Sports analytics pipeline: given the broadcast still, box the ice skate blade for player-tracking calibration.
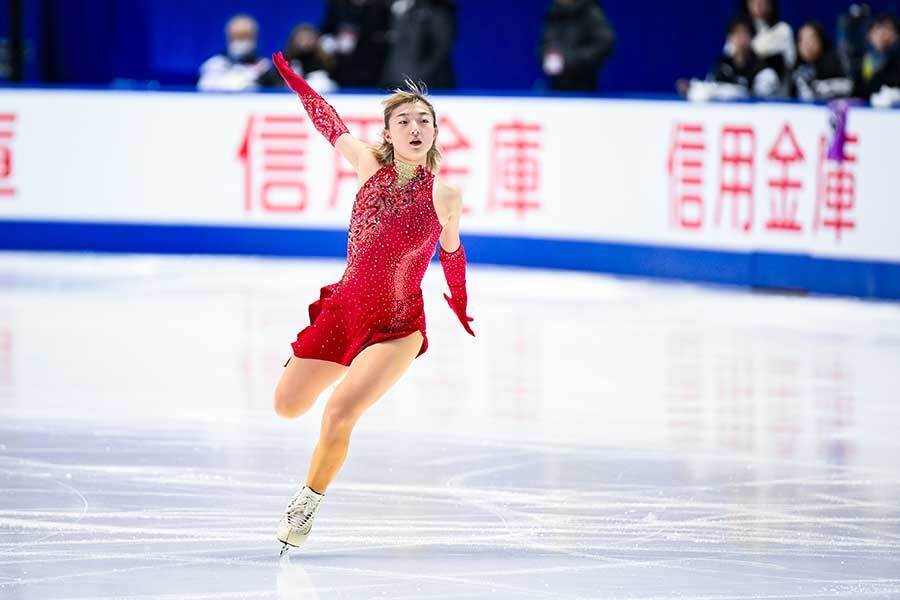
[277,526,309,548]
[277,533,305,556]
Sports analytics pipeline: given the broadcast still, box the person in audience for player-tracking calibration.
[197,14,272,92]
[381,0,457,90]
[260,23,338,92]
[700,15,780,99]
[320,0,391,87]
[855,13,900,98]
[788,21,853,101]
[836,3,872,81]
[737,0,795,80]
[538,0,616,92]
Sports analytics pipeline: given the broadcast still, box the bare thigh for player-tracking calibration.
[274,356,349,419]
[321,331,424,432]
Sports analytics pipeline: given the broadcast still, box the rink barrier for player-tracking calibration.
[1,88,898,300]
[1,219,897,300]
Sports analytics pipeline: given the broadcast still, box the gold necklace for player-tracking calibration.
[393,158,422,188]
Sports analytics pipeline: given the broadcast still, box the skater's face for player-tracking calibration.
[383,101,436,164]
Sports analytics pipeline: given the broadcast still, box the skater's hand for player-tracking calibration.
[272,51,315,97]
[438,242,473,337]
[271,50,348,146]
[443,287,475,337]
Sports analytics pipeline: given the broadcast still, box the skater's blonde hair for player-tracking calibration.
[373,79,442,173]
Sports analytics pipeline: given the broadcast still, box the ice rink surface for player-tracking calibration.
[1,250,899,599]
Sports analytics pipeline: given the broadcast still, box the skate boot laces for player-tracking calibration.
[285,491,321,530]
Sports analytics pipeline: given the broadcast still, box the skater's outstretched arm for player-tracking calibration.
[271,51,376,174]
[436,180,475,337]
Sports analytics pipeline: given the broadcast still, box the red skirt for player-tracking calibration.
[284,282,429,367]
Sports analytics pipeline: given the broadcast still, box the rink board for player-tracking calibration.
[0,88,897,298]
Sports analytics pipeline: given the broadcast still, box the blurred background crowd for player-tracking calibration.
[678,1,900,105]
[197,0,616,94]
[2,0,899,105]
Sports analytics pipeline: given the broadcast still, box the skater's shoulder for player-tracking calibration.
[433,177,461,205]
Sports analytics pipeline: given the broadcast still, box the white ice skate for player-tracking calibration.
[277,485,325,556]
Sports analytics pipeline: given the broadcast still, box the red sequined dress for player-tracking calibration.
[286,162,442,367]
[271,50,474,368]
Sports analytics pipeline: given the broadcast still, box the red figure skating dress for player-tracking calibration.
[271,52,475,368]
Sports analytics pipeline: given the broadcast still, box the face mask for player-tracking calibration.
[228,39,256,60]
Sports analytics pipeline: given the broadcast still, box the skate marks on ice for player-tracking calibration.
[1,253,900,597]
[1,422,900,598]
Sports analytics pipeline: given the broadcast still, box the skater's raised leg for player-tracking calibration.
[274,356,348,419]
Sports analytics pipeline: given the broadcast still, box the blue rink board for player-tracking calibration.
[1,219,898,300]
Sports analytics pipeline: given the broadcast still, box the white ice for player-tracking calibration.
[1,250,899,599]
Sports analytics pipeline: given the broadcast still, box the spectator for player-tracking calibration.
[198,14,271,92]
[855,13,900,99]
[736,0,795,80]
[686,15,779,101]
[381,0,457,90]
[260,23,338,92]
[836,3,871,80]
[538,0,615,92]
[320,0,391,87]
[789,21,853,101]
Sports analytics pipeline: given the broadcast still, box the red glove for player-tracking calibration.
[271,51,348,146]
[439,242,475,337]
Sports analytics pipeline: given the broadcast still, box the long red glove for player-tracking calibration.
[439,242,475,337]
[271,51,348,146]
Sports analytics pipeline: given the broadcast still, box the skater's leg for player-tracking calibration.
[306,331,423,493]
[274,357,349,419]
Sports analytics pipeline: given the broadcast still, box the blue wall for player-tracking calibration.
[13,0,900,91]
[1,219,898,300]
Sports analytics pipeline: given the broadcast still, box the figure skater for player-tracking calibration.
[268,51,475,555]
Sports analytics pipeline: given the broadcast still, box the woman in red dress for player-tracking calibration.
[268,52,475,554]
